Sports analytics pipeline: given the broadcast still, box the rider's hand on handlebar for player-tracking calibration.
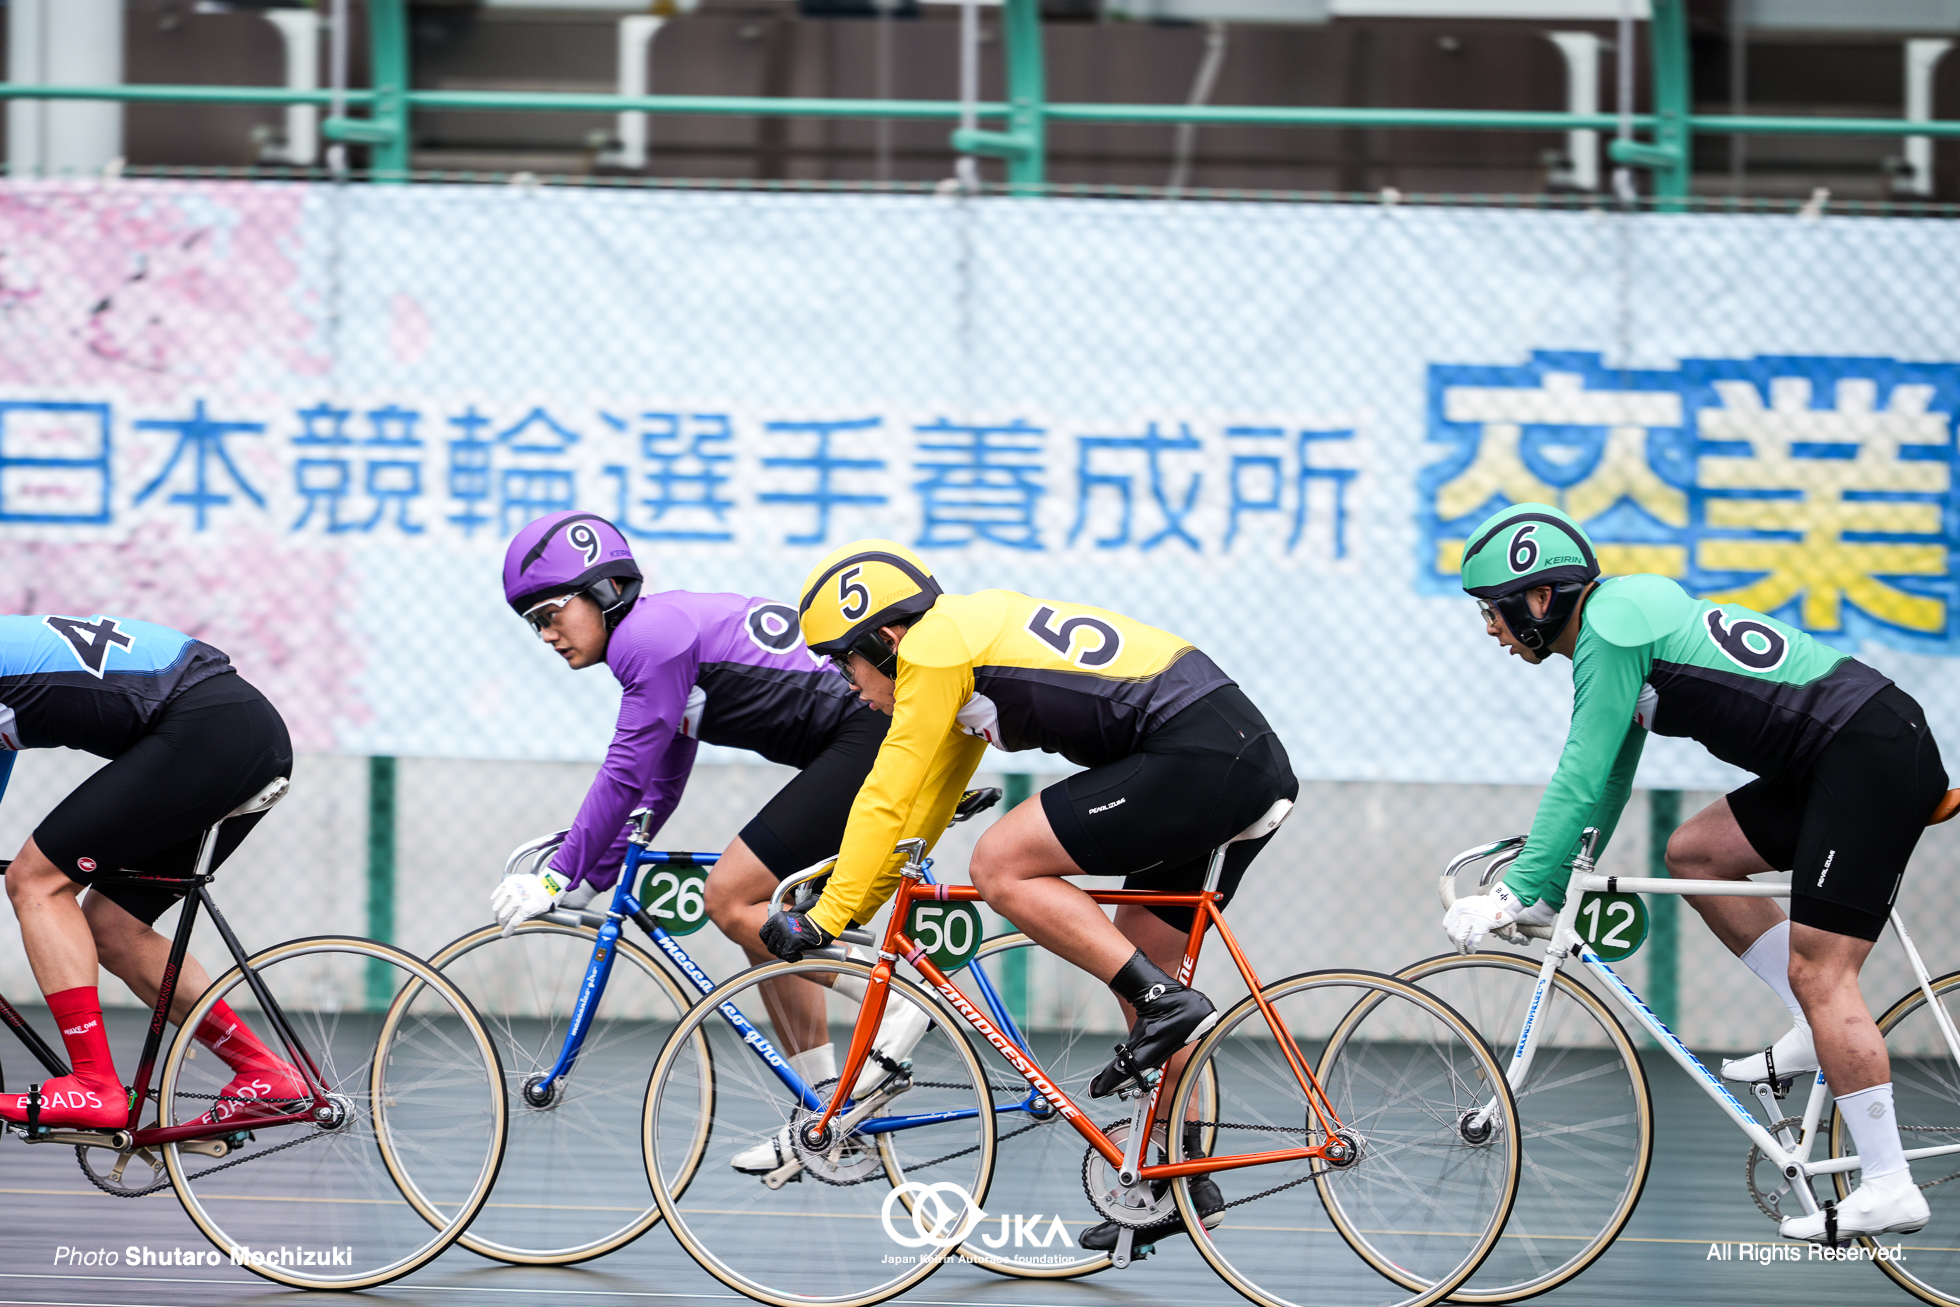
[760,910,833,962]
[493,867,570,937]
[1442,882,1554,954]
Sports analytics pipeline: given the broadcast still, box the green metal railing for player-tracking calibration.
[5,0,1957,204]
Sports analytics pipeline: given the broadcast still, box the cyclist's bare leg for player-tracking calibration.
[6,839,100,994]
[1790,925,1886,1094]
[84,891,214,1026]
[1666,797,1783,955]
[968,797,1136,981]
[705,836,826,1057]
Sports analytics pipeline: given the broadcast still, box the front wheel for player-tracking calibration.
[1166,968,1521,1307]
[1394,952,1652,1302]
[1832,969,1960,1307]
[645,958,996,1307]
[158,936,506,1291]
[425,919,710,1265]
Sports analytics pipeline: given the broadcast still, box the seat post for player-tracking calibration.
[1200,845,1229,894]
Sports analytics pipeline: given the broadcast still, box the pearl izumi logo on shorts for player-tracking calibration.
[1087,798,1126,815]
[1817,849,1835,888]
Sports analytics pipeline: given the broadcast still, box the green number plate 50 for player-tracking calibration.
[1575,891,1647,962]
[905,899,983,974]
[639,863,710,937]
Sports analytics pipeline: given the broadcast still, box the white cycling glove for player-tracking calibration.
[492,867,570,937]
[1443,882,1556,954]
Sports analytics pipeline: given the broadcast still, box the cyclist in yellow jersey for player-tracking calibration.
[759,541,1298,1250]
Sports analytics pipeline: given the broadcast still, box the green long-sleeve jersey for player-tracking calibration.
[1503,573,1891,908]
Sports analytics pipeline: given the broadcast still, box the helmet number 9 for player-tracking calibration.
[1507,524,1540,574]
[567,522,603,567]
[837,565,871,621]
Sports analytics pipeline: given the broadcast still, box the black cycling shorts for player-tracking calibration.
[1729,684,1946,942]
[35,673,293,926]
[1041,684,1298,931]
[739,707,890,879]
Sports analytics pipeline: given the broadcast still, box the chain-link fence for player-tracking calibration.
[0,175,1957,1054]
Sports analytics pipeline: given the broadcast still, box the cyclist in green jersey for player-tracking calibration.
[1442,502,1947,1244]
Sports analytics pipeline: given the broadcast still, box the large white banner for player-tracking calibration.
[1,179,1955,789]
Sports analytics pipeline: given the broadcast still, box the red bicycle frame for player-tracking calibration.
[808,877,1348,1182]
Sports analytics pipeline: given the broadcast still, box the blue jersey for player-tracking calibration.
[0,615,236,760]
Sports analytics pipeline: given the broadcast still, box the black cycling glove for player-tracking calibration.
[760,910,833,962]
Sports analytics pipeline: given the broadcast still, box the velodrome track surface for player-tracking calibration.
[0,1013,1929,1307]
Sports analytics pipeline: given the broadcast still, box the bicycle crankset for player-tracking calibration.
[1745,1116,1809,1222]
[788,1080,884,1186]
[1081,1118,1178,1229]
[77,1140,169,1197]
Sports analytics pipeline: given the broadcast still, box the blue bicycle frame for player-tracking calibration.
[530,834,1051,1138]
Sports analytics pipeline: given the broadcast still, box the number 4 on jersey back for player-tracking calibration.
[44,615,132,678]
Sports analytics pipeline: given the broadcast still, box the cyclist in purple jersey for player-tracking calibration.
[491,514,927,1172]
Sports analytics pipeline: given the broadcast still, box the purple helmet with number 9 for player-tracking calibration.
[503,512,644,629]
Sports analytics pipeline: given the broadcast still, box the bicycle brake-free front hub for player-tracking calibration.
[1457,1107,1497,1146]
[521,1073,560,1109]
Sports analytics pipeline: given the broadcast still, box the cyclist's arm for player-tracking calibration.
[594,731,700,884]
[808,658,978,938]
[1503,635,1649,909]
[554,624,700,889]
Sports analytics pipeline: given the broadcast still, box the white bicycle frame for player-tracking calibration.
[1446,828,1960,1219]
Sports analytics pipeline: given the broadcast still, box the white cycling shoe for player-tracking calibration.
[849,1000,932,1099]
[1780,1170,1928,1243]
[731,1125,795,1175]
[1722,1023,1819,1084]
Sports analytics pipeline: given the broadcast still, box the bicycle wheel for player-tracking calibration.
[931,932,1215,1278]
[1163,969,1519,1307]
[157,936,506,1291]
[426,919,710,1264]
[1395,953,1652,1302]
[1830,968,1960,1307]
[645,958,995,1307]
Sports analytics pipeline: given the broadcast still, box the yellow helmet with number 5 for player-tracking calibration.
[797,540,943,677]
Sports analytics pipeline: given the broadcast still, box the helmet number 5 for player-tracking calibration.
[1508,524,1539,573]
[838,565,870,621]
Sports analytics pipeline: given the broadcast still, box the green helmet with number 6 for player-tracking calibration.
[1460,502,1600,656]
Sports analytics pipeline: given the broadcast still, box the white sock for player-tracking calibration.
[787,1043,837,1088]
[1739,921,1807,1025]
[1837,1083,1909,1180]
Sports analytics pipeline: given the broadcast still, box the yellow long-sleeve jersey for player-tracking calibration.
[806,589,1231,936]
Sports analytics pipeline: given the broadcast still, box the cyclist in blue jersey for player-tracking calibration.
[490,513,930,1173]
[1442,503,1947,1243]
[0,614,298,1130]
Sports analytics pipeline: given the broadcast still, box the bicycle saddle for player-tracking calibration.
[226,775,290,820]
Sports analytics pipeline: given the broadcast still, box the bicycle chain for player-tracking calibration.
[76,1121,328,1198]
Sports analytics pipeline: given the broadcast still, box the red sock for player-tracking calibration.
[194,1000,282,1073]
[46,987,117,1085]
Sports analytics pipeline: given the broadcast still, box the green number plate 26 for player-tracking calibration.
[639,863,710,938]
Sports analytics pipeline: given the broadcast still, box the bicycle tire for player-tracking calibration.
[1167,968,1521,1307]
[1394,953,1653,1303]
[1830,968,1960,1307]
[158,935,506,1291]
[419,919,713,1265]
[644,957,996,1307]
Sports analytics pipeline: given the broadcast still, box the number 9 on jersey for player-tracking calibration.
[905,900,982,974]
[639,864,710,937]
[1575,891,1647,962]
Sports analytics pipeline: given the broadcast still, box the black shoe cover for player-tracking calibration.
[1091,986,1219,1098]
[1081,1173,1225,1251]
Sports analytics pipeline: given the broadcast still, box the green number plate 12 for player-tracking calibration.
[905,899,983,974]
[639,863,710,937]
[1575,891,1647,962]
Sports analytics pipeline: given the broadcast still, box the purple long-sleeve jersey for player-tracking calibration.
[552,591,864,890]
